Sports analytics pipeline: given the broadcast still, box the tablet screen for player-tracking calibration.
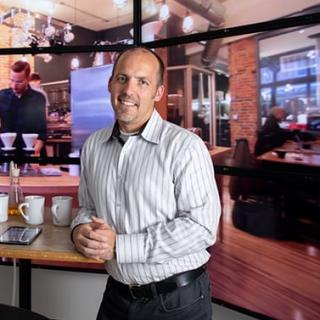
[0,226,42,245]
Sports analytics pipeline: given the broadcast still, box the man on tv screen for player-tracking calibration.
[0,60,47,158]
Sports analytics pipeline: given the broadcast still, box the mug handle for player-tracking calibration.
[51,203,60,222]
[18,203,29,221]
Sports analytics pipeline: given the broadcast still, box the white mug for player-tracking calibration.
[51,196,73,226]
[18,196,45,225]
[0,193,9,223]
[68,152,80,176]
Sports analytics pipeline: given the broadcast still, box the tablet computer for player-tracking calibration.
[0,226,42,245]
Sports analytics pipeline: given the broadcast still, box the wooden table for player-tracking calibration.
[257,150,320,167]
[0,212,100,310]
[209,146,232,158]
[257,140,320,166]
[257,140,320,167]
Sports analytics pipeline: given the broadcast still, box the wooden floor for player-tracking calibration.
[207,184,320,320]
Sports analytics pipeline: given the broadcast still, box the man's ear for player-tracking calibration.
[107,78,112,92]
[154,85,165,102]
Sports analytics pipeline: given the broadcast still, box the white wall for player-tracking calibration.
[0,265,256,320]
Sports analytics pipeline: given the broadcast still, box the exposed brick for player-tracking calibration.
[229,37,259,152]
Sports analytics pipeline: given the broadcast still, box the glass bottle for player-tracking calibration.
[8,164,24,216]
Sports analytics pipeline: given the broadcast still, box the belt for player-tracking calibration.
[110,266,205,300]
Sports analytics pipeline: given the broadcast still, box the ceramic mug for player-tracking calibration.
[51,196,73,226]
[18,195,45,225]
[0,193,9,223]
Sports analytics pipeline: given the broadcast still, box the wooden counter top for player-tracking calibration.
[0,213,99,264]
[0,166,79,195]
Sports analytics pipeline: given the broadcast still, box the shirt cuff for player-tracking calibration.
[116,233,146,263]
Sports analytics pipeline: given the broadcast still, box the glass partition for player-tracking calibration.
[259,24,320,129]
[0,0,134,48]
[141,0,320,42]
[167,65,215,146]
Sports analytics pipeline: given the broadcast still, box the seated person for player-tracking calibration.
[254,106,294,156]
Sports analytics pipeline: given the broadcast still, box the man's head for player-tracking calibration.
[10,61,31,96]
[108,47,165,132]
[270,106,287,122]
[29,72,41,89]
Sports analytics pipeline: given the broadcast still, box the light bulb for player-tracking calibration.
[44,24,55,37]
[64,31,74,43]
[182,15,194,34]
[159,4,170,22]
[20,55,28,62]
[71,57,80,69]
[65,23,72,32]
[113,0,128,9]
[44,54,52,63]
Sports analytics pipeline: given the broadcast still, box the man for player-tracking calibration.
[71,47,221,320]
[0,61,47,157]
[254,106,293,156]
[29,72,50,119]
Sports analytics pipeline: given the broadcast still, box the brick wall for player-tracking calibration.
[229,37,258,152]
[0,6,34,89]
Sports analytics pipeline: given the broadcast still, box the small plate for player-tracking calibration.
[1,147,16,151]
[40,167,62,176]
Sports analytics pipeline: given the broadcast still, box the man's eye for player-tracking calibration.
[139,79,149,86]
[117,76,126,83]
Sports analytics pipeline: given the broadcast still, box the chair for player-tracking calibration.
[229,138,260,201]
[0,303,51,320]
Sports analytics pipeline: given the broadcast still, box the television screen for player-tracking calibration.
[70,64,115,152]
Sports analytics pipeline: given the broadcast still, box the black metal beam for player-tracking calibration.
[0,11,319,55]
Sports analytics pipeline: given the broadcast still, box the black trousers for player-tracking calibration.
[96,270,212,320]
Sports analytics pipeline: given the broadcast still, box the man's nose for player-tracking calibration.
[122,79,136,94]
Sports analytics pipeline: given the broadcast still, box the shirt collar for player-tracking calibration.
[140,109,163,144]
[9,86,33,99]
[99,109,164,145]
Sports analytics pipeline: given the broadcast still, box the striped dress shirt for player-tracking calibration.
[71,109,221,285]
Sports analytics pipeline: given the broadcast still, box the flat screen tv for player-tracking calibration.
[70,64,115,152]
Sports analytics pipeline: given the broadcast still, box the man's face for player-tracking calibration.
[10,70,29,95]
[108,49,164,132]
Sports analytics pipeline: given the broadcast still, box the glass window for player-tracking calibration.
[260,87,272,116]
[260,67,274,84]
[141,0,320,42]
[259,24,319,122]
[0,0,134,48]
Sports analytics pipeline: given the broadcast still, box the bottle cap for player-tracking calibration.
[11,168,20,177]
